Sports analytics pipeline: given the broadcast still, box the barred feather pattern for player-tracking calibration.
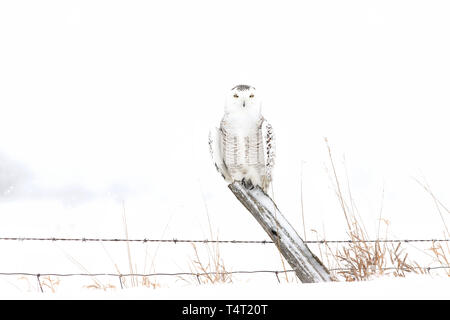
[209,116,274,193]
[262,121,275,187]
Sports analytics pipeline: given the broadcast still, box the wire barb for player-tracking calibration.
[0,266,448,280]
[118,275,124,289]
[1,236,448,284]
[36,274,43,293]
[0,236,448,244]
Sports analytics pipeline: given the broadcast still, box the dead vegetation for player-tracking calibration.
[107,203,161,289]
[415,178,450,276]
[321,138,429,281]
[185,242,232,285]
[9,141,448,292]
[183,192,233,285]
[79,203,162,291]
[40,276,61,293]
[428,240,450,277]
[84,279,116,291]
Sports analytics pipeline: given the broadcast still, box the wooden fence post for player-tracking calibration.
[229,182,333,283]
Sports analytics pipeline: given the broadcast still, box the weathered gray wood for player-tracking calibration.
[229,182,332,283]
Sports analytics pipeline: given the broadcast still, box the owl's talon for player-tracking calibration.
[241,178,254,190]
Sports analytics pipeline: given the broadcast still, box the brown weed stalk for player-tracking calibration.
[323,138,422,281]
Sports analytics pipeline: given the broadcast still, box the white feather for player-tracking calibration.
[209,85,275,193]
[208,127,231,181]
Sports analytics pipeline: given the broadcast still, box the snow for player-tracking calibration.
[2,276,449,300]
[0,0,449,298]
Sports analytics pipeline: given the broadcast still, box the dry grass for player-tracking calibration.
[84,279,117,291]
[83,202,162,290]
[428,240,450,277]
[414,178,450,276]
[322,138,425,281]
[286,146,450,281]
[60,249,117,291]
[18,276,38,292]
[109,202,161,289]
[414,178,450,237]
[181,183,233,285]
[7,142,448,292]
[40,276,61,293]
[185,242,232,285]
[275,253,299,283]
[17,275,62,293]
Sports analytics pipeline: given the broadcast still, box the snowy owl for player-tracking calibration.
[209,85,275,193]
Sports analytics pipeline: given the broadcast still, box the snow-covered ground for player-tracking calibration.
[0,1,449,298]
[2,276,450,300]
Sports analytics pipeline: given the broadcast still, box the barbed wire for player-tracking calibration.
[0,236,448,244]
[1,265,449,279]
[1,270,294,278]
[1,235,448,291]
[2,265,447,292]
[1,265,449,282]
[2,263,449,291]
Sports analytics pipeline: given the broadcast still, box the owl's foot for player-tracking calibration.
[241,178,255,190]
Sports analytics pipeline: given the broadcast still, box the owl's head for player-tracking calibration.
[225,84,261,114]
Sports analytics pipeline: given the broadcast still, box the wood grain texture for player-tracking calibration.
[229,182,333,283]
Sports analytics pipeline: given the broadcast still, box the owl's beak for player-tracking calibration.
[242,101,246,108]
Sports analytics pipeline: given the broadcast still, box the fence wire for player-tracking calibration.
[1,265,449,281]
[2,266,449,293]
[1,265,449,277]
[0,236,449,244]
[1,235,449,292]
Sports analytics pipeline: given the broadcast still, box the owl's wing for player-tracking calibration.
[208,127,231,182]
[261,119,275,191]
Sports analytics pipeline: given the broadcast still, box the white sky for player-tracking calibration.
[0,1,449,240]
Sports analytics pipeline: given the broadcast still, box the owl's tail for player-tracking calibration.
[261,176,274,196]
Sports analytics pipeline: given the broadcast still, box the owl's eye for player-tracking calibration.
[233,94,239,98]
[249,94,254,98]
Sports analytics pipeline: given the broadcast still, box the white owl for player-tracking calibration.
[209,85,275,193]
